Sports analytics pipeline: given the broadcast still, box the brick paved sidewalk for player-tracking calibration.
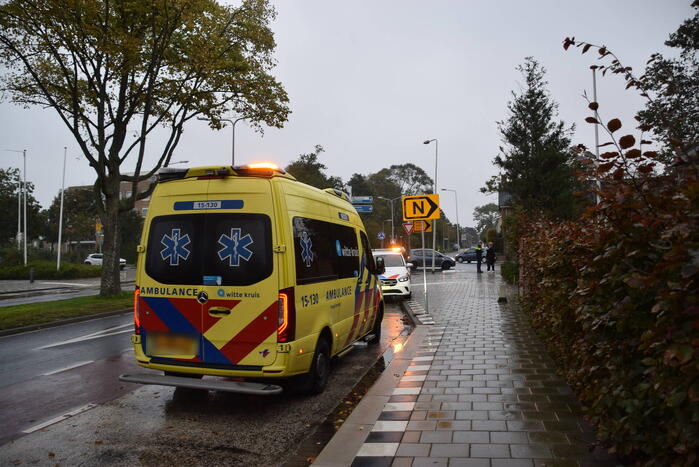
[347,269,618,467]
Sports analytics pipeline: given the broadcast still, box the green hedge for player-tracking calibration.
[518,146,698,465]
[0,261,102,280]
[500,261,518,284]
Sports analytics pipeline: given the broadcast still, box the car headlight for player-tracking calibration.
[398,275,409,282]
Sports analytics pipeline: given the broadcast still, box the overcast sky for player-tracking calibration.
[0,0,693,228]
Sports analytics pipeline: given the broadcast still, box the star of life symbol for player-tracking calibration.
[218,228,254,267]
[300,231,314,267]
[160,228,191,266]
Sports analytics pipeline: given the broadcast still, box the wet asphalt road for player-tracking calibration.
[0,312,139,445]
[0,302,412,466]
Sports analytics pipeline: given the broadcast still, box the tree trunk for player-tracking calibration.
[99,184,122,297]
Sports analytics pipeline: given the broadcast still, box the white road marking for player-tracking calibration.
[40,282,92,288]
[22,403,96,434]
[42,360,94,376]
[37,323,132,350]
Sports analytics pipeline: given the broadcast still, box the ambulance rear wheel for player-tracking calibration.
[307,338,330,394]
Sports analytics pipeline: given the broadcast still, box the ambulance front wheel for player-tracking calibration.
[368,310,383,345]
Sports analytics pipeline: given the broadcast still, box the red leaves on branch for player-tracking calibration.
[585,117,599,124]
[619,135,636,149]
[598,162,615,173]
[607,119,622,133]
[588,102,599,111]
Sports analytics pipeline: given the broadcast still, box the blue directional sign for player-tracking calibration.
[378,232,385,240]
[351,196,373,204]
[354,205,373,213]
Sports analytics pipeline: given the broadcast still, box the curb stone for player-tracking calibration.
[313,325,432,466]
[400,299,435,325]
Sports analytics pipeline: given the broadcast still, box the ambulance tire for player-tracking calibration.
[164,371,203,379]
[368,310,383,345]
[307,336,330,394]
[295,337,331,395]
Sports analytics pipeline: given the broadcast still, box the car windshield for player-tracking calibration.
[374,254,404,268]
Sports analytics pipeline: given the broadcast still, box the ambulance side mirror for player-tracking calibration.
[375,257,385,276]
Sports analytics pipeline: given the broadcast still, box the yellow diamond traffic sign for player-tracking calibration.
[402,194,440,221]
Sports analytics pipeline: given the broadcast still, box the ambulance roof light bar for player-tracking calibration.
[233,162,286,176]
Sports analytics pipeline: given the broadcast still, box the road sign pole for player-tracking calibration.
[422,228,428,313]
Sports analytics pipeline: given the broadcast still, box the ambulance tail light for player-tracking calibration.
[134,286,141,334]
[277,287,296,343]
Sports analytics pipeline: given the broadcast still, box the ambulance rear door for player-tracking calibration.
[198,177,279,368]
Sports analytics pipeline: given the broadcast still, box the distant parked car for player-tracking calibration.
[408,249,456,270]
[84,253,126,270]
[456,248,479,263]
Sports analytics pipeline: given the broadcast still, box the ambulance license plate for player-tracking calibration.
[148,334,198,357]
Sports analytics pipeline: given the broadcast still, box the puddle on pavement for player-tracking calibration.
[283,306,414,467]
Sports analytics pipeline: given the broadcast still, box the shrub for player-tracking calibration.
[500,261,518,284]
[0,260,102,280]
[519,126,698,464]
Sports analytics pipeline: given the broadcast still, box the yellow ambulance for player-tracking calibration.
[120,164,385,395]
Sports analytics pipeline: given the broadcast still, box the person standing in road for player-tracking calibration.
[485,241,496,271]
[475,242,483,273]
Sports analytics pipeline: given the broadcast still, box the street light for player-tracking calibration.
[57,151,82,270]
[423,139,438,272]
[382,219,392,248]
[441,188,460,251]
[377,195,401,243]
[5,149,27,265]
[167,160,189,167]
[198,116,247,165]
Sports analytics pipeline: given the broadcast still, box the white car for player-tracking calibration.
[84,253,127,270]
[372,248,412,299]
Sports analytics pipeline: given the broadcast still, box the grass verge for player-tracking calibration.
[0,292,132,330]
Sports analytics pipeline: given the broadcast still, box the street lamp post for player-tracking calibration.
[5,149,27,265]
[377,196,401,243]
[198,116,247,165]
[441,188,460,251]
[423,139,438,272]
[57,147,67,270]
[167,160,189,166]
[382,219,392,248]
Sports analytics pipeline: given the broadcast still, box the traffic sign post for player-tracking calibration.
[402,194,442,315]
[354,205,373,213]
[402,222,414,235]
[378,231,385,248]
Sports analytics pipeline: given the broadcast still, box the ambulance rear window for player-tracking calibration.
[145,213,272,286]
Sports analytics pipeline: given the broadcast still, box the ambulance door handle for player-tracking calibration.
[208,307,231,316]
